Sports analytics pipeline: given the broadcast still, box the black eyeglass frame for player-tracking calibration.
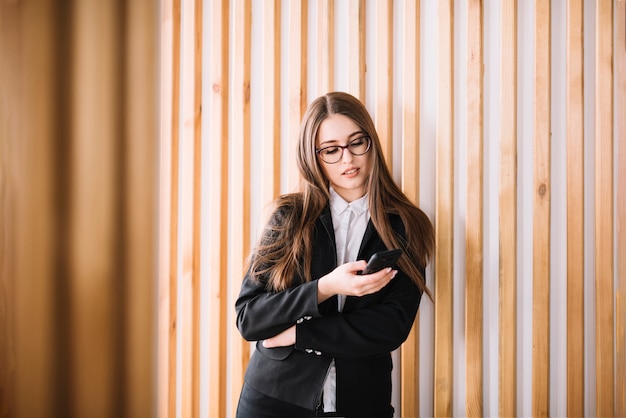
[315,136,372,164]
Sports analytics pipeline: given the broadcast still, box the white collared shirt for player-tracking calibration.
[322,188,370,412]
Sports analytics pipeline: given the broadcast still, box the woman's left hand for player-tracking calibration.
[262,325,296,348]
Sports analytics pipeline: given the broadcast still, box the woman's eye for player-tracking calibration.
[350,138,365,146]
[323,147,339,155]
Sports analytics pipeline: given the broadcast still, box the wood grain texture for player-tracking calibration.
[532,1,551,415]
[595,1,615,416]
[157,0,178,416]
[229,0,252,415]
[434,1,454,416]
[314,0,334,97]
[399,1,420,416]
[616,4,626,416]
[285,0,307,192]
[499,1,517,416]
[565,1,585,415]
[260,0,281,204]
[346,0,365,100]
[165,1,182,416]
[206,0,229,417]
[465,1,484,416]
[124,1,159,415]
[372,0,393,165]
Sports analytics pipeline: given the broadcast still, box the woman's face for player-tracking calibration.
[316,114,372,202]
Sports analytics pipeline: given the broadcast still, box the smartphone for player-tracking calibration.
[360,248,402,275]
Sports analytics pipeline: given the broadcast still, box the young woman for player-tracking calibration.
[235,92,434,418]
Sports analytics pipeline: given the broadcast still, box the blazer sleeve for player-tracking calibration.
[294,266,423,359]
[235,269,323,342]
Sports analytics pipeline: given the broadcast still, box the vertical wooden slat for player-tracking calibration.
[315,0,334,97]
[166,0,182,416]
[229,0,252,415]
[434,1,454,416]
[285,0,307,191]
[372,0,393,163]
[192,1,204,417]
[124,1,159,415]
[400,1,420,416]
[565,0,585,415]
[179,0,199,416]
[206,0,228,417]
[532,1,551,415]
[158,0,179,416]
[466,1,483,416]
[3,1,58,415]
[595,1,615,416]
[72,1,121,414]
[499,1,517,416]
[346,0,365,100]
[0,3,22,416]
[616,3,626,416]
[260,0,281,203]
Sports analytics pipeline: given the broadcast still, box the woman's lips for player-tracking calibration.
[342,167,359,176]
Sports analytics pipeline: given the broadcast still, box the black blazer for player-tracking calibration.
[235,205,423,417]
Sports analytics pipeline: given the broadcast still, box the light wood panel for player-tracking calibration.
[595,1,615,416]
[565,0,585,415]
[616,3,626,416]
[157,0,177,417]
[123,3,159,414]
[285,0,307,191]
[465,1,483,416]
[499,1,517,416]
[165,0,182,416]
[228,0,252,415]
[206,1,228,417]
[314,0,334,97]
[399,1,420,416]
[346,0,365,100]
[532,1,551,415]
[3,1,58,415]
[179,0,201,416]
[259,0,281,203]
[372,0,393,163]
[434,1,454,416]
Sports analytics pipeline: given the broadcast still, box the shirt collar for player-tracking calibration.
[329,187,369,217]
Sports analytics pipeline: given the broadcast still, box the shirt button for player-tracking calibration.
[304,316,312,320]
[305,349,313,354]
[296,318,304,324]
[314,350,322,356]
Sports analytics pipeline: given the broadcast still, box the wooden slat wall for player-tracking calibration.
[2,1,158,417]
[151,2,625,417]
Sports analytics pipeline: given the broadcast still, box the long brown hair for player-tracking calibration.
[249,92,435,299]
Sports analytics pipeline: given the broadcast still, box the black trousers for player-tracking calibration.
[236,383,343,418]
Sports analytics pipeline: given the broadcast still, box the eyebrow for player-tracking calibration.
[318,131,366,147]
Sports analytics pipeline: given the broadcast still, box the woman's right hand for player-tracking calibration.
[317,260,398,303]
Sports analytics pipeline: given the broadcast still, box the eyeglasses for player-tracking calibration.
[315,136,372,164]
